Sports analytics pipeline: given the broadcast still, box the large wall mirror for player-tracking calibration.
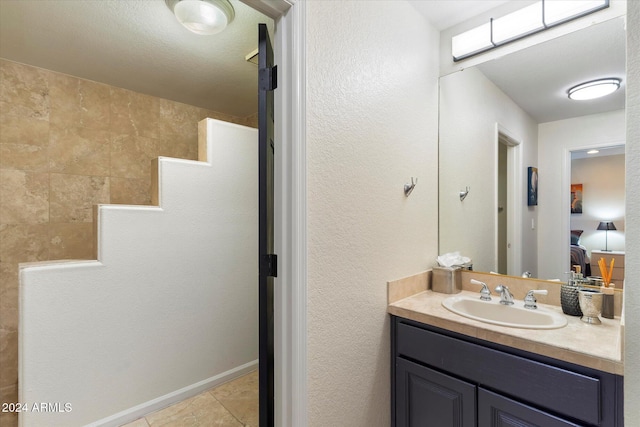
[438,16,626,283]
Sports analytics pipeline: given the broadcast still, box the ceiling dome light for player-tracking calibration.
[166,0,234,35]
[568,78,621,100]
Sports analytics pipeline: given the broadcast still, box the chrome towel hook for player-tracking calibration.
[459,186,470,201]
[404,177,418,197]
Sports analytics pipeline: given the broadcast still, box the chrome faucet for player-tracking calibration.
[470,279,492,301]
[524,289,548,310]
[495,285,514,305]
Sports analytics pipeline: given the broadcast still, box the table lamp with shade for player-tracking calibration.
[597,221,616,251]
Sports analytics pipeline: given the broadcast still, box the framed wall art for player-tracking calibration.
[571,183,583,214]
[527,167,538,206]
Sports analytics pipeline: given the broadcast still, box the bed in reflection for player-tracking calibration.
[571,230,591,276]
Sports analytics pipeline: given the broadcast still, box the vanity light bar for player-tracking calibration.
[452,0,609,62]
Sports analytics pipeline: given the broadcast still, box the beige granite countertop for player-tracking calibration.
[388,271,623,375]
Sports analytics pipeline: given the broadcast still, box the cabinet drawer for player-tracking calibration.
[606,253,624,267]
[610,268,624,282]
[591,252,624,268]
[397,322,601,425]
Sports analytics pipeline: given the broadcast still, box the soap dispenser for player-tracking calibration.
[561,271,583,316]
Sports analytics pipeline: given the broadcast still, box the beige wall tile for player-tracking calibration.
[0,384,18,427]
[48,72,80,128]
[0,113,49,146]
[0,413,17,427]
[0,169,49,224]
[0,328,18,387]
[0,60,49,121]
[0,262,17,292]
[49,125,110,176]
[110,178,151,205]
[110,134,157,179]
[78,79,111,130]
[0,382,18,404]
[157,137,198,161]
[199,108,243,126]
[50,174,110,222]
[0,224,49,263]
[49,223,94,260]
[0,143,48,171]
[240,112,259,128]
[0,99,48,123]
[0,305,18,333]
[49,73,110,130]
[156,99,199,161]
[110,88,160,139]
[0,262,19,331]
[0,383,18,427]
[158,98,200,140]
[0,224,50,263]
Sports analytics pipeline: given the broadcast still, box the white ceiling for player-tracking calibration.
[0,0,272,118]
[0,1,626,122]
[572,144,625,160]
[476,16,626,123]
[410,0,626,124]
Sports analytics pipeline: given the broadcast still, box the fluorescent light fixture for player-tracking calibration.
[166,0,234,35]
[492,3,544,44]
[587,149,600,154]
[568,78,621,100]
[452,0,608,61]
[544,0,607,25]
[452,23,492,59]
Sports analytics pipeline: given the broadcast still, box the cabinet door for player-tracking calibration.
[478,388,582,427]
[396,358,476,427]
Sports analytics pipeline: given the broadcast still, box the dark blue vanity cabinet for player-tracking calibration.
[391,316,624,427]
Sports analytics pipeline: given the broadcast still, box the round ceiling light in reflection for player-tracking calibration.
[568,78,621,100]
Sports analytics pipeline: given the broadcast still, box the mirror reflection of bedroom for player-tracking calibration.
[570,144,625,287]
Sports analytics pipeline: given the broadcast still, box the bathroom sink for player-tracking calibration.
[442,295,568,329]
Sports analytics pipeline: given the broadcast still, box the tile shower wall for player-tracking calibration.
[0,59,257,424]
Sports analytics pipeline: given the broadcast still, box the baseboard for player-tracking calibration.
[87,360,258,427]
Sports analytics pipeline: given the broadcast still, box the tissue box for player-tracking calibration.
[432,266,462,294]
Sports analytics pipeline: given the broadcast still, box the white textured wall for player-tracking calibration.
[305,2,439,425]
[19,120,258,426]
[537,110,625,281]
[625,0,640,422]
[439,67,538,275]
[570,154,626,254]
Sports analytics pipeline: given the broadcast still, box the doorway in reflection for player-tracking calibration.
[570,145,625,283]
[497,128,522,276]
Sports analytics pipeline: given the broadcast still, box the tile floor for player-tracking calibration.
[120,370,258,427]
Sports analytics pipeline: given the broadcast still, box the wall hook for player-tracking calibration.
[459,186,470,201]
[404,177,418,197]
